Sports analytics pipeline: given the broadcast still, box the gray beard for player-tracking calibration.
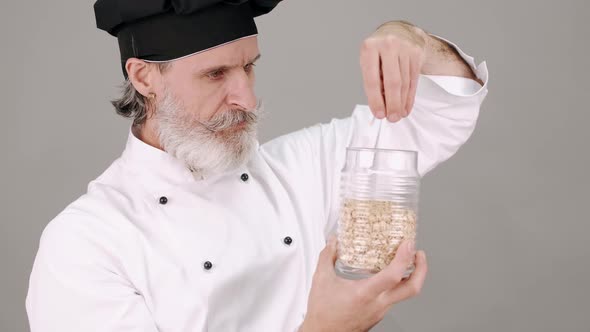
[155,91,261,177]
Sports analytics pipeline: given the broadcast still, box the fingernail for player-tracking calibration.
[407,240,415,253]
[376,110,385,119]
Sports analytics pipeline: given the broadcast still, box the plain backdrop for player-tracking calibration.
[1,0,589,331]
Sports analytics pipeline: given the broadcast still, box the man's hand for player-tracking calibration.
[360,21,428,123]
[360,21,481,123]
[299,237,428,332]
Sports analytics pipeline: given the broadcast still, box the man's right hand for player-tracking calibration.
[299,237,427,332]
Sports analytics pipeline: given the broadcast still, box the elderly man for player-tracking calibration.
[26,0,488,331]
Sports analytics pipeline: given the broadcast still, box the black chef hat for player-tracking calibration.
[94,0,282,77]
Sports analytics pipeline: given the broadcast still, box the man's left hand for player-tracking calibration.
[360,21,428,123]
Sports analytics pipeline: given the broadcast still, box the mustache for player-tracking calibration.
[200,101,263,133]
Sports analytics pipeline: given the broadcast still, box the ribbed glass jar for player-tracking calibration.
[335,148,420,279]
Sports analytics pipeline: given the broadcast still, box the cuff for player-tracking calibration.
[423,34,489,98]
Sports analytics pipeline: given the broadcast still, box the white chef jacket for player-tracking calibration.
[26,40,488,332]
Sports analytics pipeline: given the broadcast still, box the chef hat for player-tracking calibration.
[94,0,283,77]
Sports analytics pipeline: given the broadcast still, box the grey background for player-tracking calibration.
[1,0,588,331]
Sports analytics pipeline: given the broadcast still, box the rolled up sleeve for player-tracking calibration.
[261,38,489,239]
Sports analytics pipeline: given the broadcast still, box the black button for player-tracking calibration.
[240,173,249,182]
[283,236,293,245]
[204,261,213,270]
[159,196,168,205]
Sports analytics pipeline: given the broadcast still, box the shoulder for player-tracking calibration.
[260,106,364,154]
[36,159,151,264]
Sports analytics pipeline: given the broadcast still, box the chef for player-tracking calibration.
[26,0,489,331]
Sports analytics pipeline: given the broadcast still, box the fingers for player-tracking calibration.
[361,34,424,122]
[406,50,421,116]
[380,250,428,305]
[381,50,402,122]
[364,240,416,296]
[398,54,410,118]
[316,235,338,277]
[360,40,386,119]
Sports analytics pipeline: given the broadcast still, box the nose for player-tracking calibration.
[226,71,257,111]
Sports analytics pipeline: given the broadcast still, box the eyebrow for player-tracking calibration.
[199,54,262,76]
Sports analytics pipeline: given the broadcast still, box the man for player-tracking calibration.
[26,0,488,331]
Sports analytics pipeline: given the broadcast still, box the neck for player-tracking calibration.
[133,121,164,151]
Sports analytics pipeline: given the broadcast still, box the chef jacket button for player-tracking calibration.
[240,173,249,182]
[159,196,168,205]
[283,236,293,245]
[204,261,213,270]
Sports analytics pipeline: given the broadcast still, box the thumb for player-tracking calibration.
[367,239,416,295]
[317,235,338,271]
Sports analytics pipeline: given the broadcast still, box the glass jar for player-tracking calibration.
[335,147,420,279]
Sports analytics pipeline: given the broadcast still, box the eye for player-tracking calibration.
[208,69,225,80]
[244,63,256,73]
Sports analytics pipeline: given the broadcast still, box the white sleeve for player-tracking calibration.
[26,214,159,332]
[260,39,488,239]
[349,36,489,175]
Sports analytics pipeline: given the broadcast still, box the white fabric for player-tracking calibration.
[26,41,488,332]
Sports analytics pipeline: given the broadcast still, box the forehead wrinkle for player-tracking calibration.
[196,53,261,73]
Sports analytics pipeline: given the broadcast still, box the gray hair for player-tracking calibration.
[111,63,171,126]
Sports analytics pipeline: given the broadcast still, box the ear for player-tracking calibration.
[125,58,158,97]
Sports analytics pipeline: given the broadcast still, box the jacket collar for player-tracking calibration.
[120,127,255,187]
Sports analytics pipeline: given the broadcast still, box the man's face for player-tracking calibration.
[157,36,260,122]
[151,36,262,175]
